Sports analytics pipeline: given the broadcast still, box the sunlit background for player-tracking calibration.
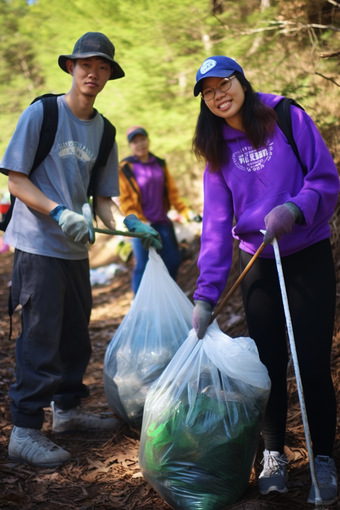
[1,0,340,207]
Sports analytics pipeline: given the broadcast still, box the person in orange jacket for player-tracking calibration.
[119,126,200,294]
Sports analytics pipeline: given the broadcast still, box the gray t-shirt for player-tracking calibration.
[0,95,119,259]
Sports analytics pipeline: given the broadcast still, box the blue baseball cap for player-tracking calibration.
[126,126,148,143]
[193,56,244,97]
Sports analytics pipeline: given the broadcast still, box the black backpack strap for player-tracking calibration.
[0,193,16,232]
[87,115,116,219]
[274,98,307,176]
[121,162,141,203]
[124,156,137,164]
[0,94,60,233]
[30,94,60,172]
[155,156,166,168]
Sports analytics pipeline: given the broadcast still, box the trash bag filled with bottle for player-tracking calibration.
[139,322,271,510]
[103,248,193,427]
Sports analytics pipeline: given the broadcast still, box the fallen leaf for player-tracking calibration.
[131,472,143,478]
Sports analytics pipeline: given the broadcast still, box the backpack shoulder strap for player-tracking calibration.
[121,161,135,179]
[87,115,116,218]
[123,156,137,164]
[155,155,166,168]
[120,161,141,202]
[274,97,307,175]
[30,94,62,173]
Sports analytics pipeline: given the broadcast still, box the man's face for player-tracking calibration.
[67,57,113,97]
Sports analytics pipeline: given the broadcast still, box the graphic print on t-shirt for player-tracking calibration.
[58,141,96,163]
[232,143,273,172]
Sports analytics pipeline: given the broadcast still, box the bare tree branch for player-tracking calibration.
[320,50,340,58]
[210,10,229,30]
[234,20,340,36]
[209,16,340,51]
[307,23,340,32]
[315,71,340,86]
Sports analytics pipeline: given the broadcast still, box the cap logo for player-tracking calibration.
[200,59,217,75]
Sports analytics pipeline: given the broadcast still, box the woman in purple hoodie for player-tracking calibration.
[119,126,197,294]
[191,56,339,505]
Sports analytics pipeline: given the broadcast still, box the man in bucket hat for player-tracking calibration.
[0,32,161,468]
[58,32,125,80]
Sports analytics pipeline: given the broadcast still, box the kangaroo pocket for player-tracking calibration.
[233,190,292,241]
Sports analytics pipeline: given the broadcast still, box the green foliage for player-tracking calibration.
[1,0,340,198]
[0,0,44,100]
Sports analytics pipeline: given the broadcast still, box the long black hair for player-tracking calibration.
[192,72,278,173]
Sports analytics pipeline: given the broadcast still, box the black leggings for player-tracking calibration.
[239,239,337,456]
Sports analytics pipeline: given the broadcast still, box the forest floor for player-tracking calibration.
[1,231,340,510]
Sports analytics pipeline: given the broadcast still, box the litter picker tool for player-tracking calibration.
[82,203,154,245]
[270,235,324,509]
[210,242,266,324]
[94,226,149,239]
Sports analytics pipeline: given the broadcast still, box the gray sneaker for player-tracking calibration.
[307,455,338,506]
[258,450,289,495]
[8,426,71,468]
[51,401,121,434]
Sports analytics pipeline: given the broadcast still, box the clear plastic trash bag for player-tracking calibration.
[103,248,194,427]
[139,321,271,510]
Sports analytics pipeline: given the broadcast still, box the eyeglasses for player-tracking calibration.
[201,76,236,101]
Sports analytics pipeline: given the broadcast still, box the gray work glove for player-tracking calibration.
[263,202,303,246]
[123,214,163,250]
[192,299,213,340]
[50,205,89,244]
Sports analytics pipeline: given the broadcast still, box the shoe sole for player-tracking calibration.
[53,428,108,435]
[307,495,338,506]
[259,472,289,495]
[259,485,289,495]
[52,423,122,435]
[8,453,69,469]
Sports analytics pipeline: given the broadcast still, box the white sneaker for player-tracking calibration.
[8,426,71,468]
[258,450,289,495]
[51,402,121,434]
[307,455,338,506]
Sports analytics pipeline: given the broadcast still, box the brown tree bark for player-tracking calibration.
[261,0,270,11]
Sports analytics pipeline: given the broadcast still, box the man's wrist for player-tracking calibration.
[49,205,67,223]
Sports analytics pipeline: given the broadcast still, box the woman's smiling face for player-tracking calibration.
[202,75,246,132]
[129,134,149,160]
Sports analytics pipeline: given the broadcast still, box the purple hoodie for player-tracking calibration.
[193,93,340,307]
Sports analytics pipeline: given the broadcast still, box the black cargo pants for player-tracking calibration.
[9,250,92,429]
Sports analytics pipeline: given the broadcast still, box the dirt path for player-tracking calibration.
[0,235,340,510]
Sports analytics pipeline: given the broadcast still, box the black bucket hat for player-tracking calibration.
[58,32,125,80]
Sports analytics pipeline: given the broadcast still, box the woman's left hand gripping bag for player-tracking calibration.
[103,247,193,427]
[139,322,271,510]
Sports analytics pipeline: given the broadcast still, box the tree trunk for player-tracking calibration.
[260,0,270,11]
